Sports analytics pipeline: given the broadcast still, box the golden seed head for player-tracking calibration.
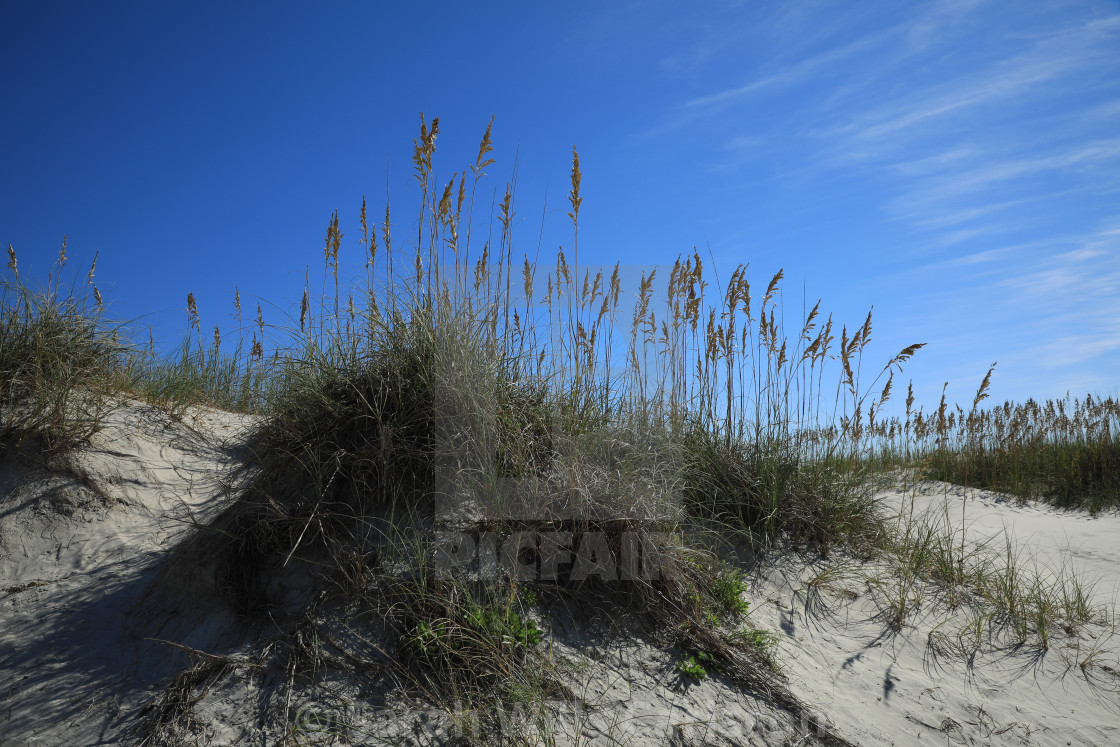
[187,292,200,332]
[522,258,534,303]
[567,146,582,225]
[473,116,496,175]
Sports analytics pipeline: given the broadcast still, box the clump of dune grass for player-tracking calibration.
[195,114,925,623]
[0,240,132,451]
[130,116,911,745]
[1,238,278,452]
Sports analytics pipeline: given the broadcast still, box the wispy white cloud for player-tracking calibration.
[1001,247,1119,302]
[900,0,990,53]
[879,140,1120,248]
[940,246,1016,267]
[723,135,767,151]
[1028,331,1120,369]
[684,30,892,108]
[896,140,1120,200]
[839,58,1079,144]
[927,225,1011,247]
[830,14,1120,152]
[904,198,1031,230]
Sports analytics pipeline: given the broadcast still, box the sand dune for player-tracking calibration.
[1,400,1117,745]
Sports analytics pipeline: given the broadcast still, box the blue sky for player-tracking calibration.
[3,1,1118,414]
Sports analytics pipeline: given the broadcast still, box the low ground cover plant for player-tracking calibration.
[677,651,713,681]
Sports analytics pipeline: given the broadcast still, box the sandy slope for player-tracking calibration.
[1,401,1117,746]
[0,401,256,746]
[750,481,1120,746]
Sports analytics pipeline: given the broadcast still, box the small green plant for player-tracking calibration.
[409,618,457,659]
[687,564,752,628]
[676,652,712,681]
[728,627,778,669]
[711,568,750,617]
[733,627,777,652]
[409,599,541,665]
[466,606,542,648]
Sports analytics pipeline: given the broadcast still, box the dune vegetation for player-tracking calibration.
[3,117,1117,745]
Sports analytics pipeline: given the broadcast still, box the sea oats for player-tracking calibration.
[522,258,534,305]
[300,287,309,333]
[567,146,582,226]
[972,362,997,411]
[187,292,199,333]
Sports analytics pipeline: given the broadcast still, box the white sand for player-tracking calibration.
[0,400,257,745]
[1,401,1117,745]
[749,481,1120,746]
